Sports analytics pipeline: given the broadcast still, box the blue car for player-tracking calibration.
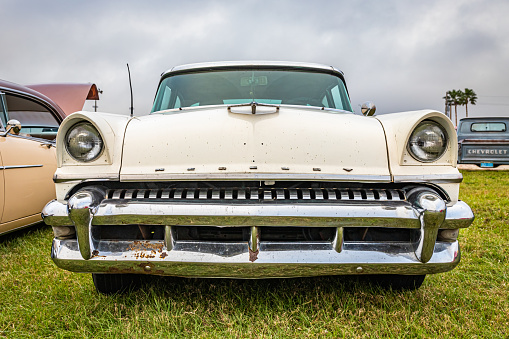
[458,117,509,167]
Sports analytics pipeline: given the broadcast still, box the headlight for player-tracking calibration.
[408,121,448,162]
[65,122,104,162]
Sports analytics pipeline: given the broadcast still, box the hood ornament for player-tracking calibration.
[228,102,279,115]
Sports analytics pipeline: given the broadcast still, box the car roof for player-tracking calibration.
[459,117,509,121]
[162,61,345,77]
[26,83,99,117]
[0,79,65,118]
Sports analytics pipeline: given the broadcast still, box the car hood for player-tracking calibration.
[120,106,391,181]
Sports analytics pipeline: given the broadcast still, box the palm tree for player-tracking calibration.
[448,89,462,126]
[443,92,453,119]
[462,88,477,117]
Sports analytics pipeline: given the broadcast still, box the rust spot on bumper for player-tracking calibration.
[249,248,259,262]
[127,241,164,252]
[133,252,156,259]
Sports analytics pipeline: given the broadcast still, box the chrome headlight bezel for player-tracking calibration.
[407,120,448,163]
[65,121,104,163]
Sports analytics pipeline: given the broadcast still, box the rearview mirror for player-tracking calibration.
[6,119,22,135]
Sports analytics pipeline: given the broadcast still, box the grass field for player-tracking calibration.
[1,171,508,338]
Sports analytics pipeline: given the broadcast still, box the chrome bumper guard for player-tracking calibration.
[42,188,474,277]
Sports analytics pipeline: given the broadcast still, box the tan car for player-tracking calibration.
[0,80,99,235]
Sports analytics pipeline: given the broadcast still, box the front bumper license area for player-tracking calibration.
[43,187,474,278]
[51,237,462,277]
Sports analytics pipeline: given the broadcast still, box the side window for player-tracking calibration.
[4,93,59,140]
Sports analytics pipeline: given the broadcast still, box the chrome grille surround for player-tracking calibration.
[105,187,406,202]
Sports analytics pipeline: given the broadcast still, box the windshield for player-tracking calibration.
[151,69,352,113]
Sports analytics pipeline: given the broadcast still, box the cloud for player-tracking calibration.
[1,0,508,119]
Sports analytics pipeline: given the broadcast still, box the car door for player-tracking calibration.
[0,91,57,233]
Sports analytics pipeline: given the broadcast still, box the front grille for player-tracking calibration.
[174,226,336,242]
[106,187,405,202]
[174,226,249,242]
[96,225,338,242]
[95,225,416,243]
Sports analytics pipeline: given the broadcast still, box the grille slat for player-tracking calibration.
[264,190,272,200]
[161,189,171,199]
[276,189,285,199]
[174,188,184,199]
[186,189,195,199]
[149,190,158,199]
[250,190,259,200]
[339,189,349,200]
[238,189,246,200]
[106,187,407,202]
[136,189,147,199]
[365,190,375,200]
[388,189,402,201]
[125,189,136,199]
[352,190,362,200]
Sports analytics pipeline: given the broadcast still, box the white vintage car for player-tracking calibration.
[43,61,474,294]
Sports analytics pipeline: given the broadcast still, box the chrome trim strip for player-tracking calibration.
[8,133,57,145]
[0,164,43,170]
[92,201,421,228]
[0,92,7,131]
[53,175,119,183]
[43,199,473,230]
[119,173,392,182]
[165,61,344,77]
[393,174,463,184]
[51,238,461,277]
[0,220,42,236]
[153,103,353,116]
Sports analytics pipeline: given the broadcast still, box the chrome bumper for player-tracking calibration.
[51,238,461,277]
[43,188,474,277]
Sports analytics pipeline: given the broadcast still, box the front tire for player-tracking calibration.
[92,273,140,294]
[372,274,426,291]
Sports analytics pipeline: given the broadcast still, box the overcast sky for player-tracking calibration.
[1,0,508,121]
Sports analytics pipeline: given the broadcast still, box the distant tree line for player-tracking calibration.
[443,88,477,126]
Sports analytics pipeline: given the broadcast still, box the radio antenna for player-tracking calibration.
[127,63,134,117]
